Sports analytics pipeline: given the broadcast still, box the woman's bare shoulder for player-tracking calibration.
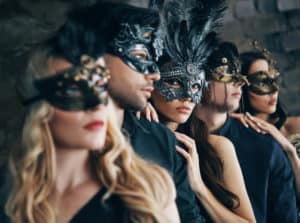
[283,117,300,136]
[208,134,235,156]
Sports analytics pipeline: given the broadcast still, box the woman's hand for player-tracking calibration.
[246,114,297,154]
[174,132,204,192]
[136,102,159,122]
[230,112,266,133]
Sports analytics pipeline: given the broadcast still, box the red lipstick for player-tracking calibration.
[268,98,277,106]
[84,120,104,131]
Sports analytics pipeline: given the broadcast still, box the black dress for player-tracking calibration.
[70,188,131,223]
[0,188,131,223]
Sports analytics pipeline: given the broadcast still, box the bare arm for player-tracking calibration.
[175,132,256,223]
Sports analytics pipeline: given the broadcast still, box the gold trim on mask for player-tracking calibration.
[247,71,280,95]
[210,65,249,85]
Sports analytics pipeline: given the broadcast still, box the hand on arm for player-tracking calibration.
[230,112,264,133]
[136,102,159,122]
[175,132,256,223]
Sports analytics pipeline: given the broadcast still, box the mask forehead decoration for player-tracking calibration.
[24,55,110,111]
[154,0,226,104]
[110,23,163,75]
[210,56,249,85]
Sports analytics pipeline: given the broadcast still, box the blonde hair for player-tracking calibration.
[5,48,176,223]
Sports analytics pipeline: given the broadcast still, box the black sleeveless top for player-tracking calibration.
[0,188,131,223]
[70,188,131,223]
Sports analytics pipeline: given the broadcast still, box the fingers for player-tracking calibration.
[136,111,141,120]
[176,146,192,163]
[230,113,249,128]
[143,102,159,122]
[239,114,249,128]
[245,113,266,134]
[145,105,152,121]
[147,102,159,122]
[174,132,197,155]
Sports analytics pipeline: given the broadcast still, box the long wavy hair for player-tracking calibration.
[178,116,240,210]
[176,42,241,210]
[5,48,175,223]
[240,51,287,129]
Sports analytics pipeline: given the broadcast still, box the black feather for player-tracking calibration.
[162,0,226,65]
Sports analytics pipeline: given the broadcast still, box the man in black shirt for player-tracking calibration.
[96,2,206,222]
[191,42,298,223]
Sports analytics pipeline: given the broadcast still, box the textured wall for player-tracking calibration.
[0,0,299,164]
[220,0,300,115]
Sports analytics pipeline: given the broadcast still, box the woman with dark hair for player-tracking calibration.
[234,49,300,200]
[0,4,179,223]
[142,0,256,221]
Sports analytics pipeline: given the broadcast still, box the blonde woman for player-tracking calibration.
[1,9,179,223]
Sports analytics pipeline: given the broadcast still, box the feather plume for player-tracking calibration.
[162,0,226,65]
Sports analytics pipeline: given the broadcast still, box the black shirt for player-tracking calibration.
[70,188,131,223]
[0,188,131,223]
[123,111,207,223]
[215,117,298,223]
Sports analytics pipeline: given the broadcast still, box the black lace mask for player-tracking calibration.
[110,23,163,75]
[155,63,207,104]
[24,55,110,111]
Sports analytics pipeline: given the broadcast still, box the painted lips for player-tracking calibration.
[84,120,104,131]
[269,98,277,105]
[176,106,192,114]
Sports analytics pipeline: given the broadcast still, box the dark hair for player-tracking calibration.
[47,2,160,65]
[91,2,160,47]
[206,41,240,77]
[240,51,287,129]
[178,117,240,210]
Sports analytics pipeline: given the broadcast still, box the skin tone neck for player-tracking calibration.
[165,121,179,132]
[253,112,272,123]
[194,104,228,133]
[111,99,125,128]
[55,148,95,194]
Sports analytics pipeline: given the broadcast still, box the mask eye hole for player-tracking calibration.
[164,78,182,89]
[64,85,82,98]
[131,50,149,61]
[191,83,201,93]
[143,32,152,39]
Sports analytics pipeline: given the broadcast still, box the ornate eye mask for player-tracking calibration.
[110,23,163,75]
[247,70,280,95]
[24,55,110,111]
[155,62,207,104]
[210,65,249,85]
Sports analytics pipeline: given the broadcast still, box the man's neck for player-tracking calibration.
[194,104,228,133]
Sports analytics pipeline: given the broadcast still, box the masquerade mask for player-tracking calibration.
[110,23,163,75]
[155,62,207,104]
[210,57,249,85]
[24,55,110,111]
[247,70,280,95]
